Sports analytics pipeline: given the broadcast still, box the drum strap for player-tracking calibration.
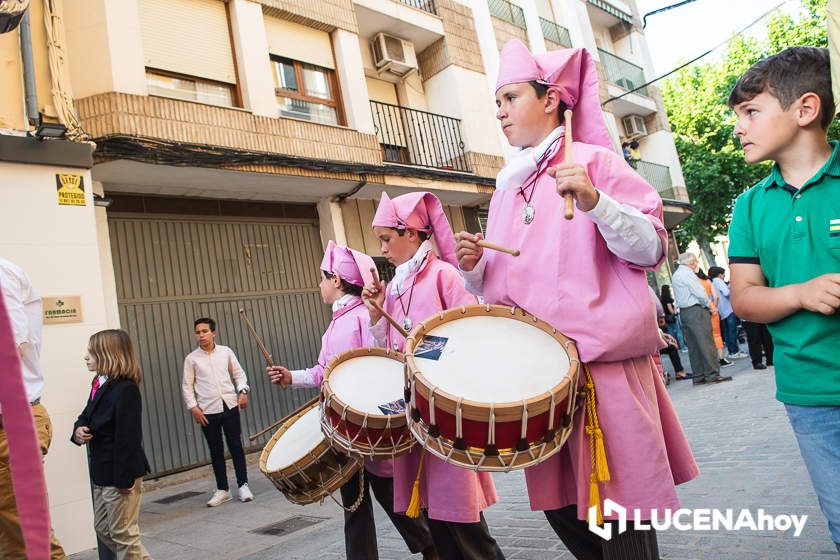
[583,364,611,526]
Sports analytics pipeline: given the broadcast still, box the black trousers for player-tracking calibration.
[659,344,684,373]
[743,321,774,367]
[426,513,505,560]
[545,505,659,560]
[340,469,435,559]
[200,402,248,491]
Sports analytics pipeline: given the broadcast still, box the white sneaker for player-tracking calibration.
[239,483,254,503]
[207,489,232,507]
[729,352,749,359]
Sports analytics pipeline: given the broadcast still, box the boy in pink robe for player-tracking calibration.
[456,40,698,559]
[363,191,504,560]
[267,241,436,560]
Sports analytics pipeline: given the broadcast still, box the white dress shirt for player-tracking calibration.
[0,258,44,410]
[461,190,663,296]
[182,344,249,414]
[671,265,710,309]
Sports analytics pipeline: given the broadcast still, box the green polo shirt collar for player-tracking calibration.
[763,140,840,191]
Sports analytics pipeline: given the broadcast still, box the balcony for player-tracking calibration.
[397,0,436,14]
[634,160,675,199]
[488,0,526,29]
[598,49,648,97]
[540,18,572,48]
[370,101,470,172]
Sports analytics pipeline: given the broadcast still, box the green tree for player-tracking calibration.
[661,0,836,264]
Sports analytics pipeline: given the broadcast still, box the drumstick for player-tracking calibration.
[239,309,275,367]
[248,396,318,441]
[563,109,575,220]
[368,268,409,338]
[477,239,520,257]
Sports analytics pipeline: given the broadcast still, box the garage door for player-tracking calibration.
[108,214,330,476]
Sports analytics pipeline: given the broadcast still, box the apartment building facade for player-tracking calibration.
[0,0,689,552]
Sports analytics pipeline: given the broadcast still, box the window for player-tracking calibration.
[272,57,342,126]
[146,70,235,107]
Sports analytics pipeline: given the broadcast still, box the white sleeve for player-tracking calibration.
[369,316,388,347]
[583,190,663,267]
[459,254,487,297]
[290,369,317,388]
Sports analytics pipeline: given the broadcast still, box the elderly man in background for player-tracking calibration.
[671,253,732,386]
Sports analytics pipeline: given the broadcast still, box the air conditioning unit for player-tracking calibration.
[371,32,418,77]
[622,114,647,139]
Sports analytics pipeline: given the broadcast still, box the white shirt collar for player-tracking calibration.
[391,240,433,295]
[331,293,358,312]
[495,126,564,191]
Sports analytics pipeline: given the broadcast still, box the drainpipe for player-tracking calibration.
[19,9,40,126]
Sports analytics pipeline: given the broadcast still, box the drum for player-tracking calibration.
[321,347,415,459]
[404,304,581,471]
[260,399,362,505]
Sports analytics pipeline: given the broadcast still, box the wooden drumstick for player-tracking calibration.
[248,396,318,441]
[477,239,520,257]
[239,308,288,391]
[563,109,575,220]
[368,268,410,338]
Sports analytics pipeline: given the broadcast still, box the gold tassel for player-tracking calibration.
[588,474,603,525]
[405,449,426,518]
[583,364,610,524]
[594,428,610,482]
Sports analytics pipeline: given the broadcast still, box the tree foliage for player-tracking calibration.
[661,0,836,251]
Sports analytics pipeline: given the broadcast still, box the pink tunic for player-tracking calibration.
[296,298,393,477]
[380,253,498,523]
[481,142,699,519]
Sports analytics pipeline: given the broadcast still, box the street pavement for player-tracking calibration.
[69,353,838,559]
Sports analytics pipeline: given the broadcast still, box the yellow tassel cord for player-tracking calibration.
[405,449,426,518]
[584,364,610,526]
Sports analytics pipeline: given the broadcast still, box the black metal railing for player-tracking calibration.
[540,17,572,48]
[397,0,437,15]
[598,48,649,97]
[370,101,470,172]
[635,160,675,199]
[488,0,526,29]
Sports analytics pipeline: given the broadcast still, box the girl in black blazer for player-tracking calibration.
[72,329,151,559]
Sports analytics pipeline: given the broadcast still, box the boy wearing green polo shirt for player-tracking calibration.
[727,46,840,553]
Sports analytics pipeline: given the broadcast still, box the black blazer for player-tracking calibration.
[71,377,150,488]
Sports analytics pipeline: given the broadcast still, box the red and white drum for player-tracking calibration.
[404,304,581,471]
[260,399,361,505]
[321,347,415,459]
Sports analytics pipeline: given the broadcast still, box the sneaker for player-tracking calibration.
[729,352,749,359]
[238,483,254,503]
[711,375,733,383]
[720,358,734,367]
[207,489,232,507]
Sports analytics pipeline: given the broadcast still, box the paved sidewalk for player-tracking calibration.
[69,356,838,559]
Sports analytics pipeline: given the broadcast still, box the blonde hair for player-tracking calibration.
[88,329,142,384]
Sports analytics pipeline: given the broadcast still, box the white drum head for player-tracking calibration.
[413,315,570,403]
[266,406,324,471]
[329,355,405,415]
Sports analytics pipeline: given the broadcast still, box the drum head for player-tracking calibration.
[265,406,324,471]
[329,355,405,415]
[414,315,570,403]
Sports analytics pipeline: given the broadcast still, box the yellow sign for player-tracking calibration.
[42,296,83,325]
[56,174,86,206]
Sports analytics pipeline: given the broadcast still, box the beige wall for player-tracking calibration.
[0,162,111,555]
[230,0,277,117]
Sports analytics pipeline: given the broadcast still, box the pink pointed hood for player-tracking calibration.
[495,39,613,150]
[319,240,375,288]
[371,191,457,267]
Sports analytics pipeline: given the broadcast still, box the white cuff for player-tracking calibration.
[459,254,487,297]
[369,317,388,347]
[583,190,662,266]
[290,369,316,388]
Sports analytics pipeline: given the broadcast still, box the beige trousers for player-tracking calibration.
[0,403,66,559]
[92,478,151,560]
